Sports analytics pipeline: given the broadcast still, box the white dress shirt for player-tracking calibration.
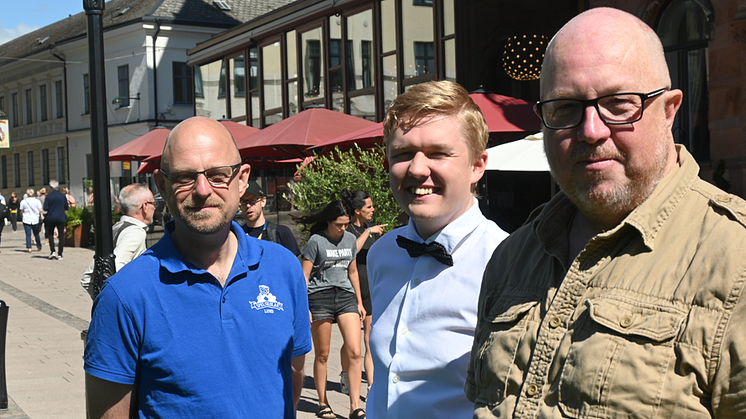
[367,199,508,419]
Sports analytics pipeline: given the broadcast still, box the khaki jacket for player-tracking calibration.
[467,146,746,418]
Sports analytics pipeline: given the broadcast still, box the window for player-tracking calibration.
[194,66,204,98]
[83,74,90,114]
[361,41,373,89]
[0,96,4,115]
[304,38,322,97]
[11,93,18,127]
[414,42,435,77]
[56,147,66,184]
[25,89,33,125]
[26,150,34,186]
[218,60,226,98]
[657,0,712,160]
[233,55,245,97]
[117,65,130,107]
[39,85,48,122]
[13,153,20,188]
[55,81,63,118]
[1,155,6,189]
[41,149,50,185]
[173,62,194,104]
[413,0,433,5]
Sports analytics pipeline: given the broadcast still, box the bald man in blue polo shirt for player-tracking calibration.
[84,117,311,418]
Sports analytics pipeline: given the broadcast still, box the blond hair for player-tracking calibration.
[383,80,488,163]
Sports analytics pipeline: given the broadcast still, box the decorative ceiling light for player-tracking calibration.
[502,34,549,81]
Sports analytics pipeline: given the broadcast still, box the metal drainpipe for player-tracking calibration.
[152,20,161,127]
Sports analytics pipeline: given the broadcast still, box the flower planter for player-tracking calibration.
[65,223,91,247]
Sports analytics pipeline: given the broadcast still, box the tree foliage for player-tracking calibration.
[287,145,401,238]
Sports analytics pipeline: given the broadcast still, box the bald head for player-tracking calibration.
[161,117,240,172]
[541,8,671,98]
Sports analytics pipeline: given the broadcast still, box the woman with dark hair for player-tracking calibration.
[338,189,386,396]
[296,200,367,419]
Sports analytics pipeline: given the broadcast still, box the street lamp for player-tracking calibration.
[111,92,141,106]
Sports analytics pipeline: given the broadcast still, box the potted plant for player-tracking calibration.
[65,206,93,247]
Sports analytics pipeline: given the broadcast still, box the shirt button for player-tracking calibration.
[413,278,421,286]
[549,316,561,329]
[620,316,633,328]
[526,384,539,396]
[400,327,409,336]
[222,297,226,303]
[392,375,400,383]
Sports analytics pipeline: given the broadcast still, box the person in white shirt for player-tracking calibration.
[20,189,44,253]
[366,80,509,419]
[81,183,155,298]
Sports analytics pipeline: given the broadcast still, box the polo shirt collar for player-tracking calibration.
[157,220,263,279]
[404,197,484,254]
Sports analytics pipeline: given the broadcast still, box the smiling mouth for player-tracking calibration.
[409,187,435,196]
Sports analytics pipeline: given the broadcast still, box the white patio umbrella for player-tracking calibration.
[486,132,550,171]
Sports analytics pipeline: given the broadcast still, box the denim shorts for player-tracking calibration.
[308,287,358,322]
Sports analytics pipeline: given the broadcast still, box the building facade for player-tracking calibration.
[0,0,294,203]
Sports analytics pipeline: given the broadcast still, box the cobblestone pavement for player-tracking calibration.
[0,212,366,418]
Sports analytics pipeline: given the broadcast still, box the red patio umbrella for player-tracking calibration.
[235,108,377,159]
[109,126,170,161]
[469,91,542,143]
[309,122,385,152]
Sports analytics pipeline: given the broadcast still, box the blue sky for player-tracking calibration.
[1,0,86,46]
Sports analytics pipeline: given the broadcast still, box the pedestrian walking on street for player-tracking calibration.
[20,188,43,253]
[44,180,69,260]
[338,189,386,397]
[7,191,19,231]
[296,200,367,419]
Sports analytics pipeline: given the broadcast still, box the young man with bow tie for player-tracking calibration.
[366,80,509,419]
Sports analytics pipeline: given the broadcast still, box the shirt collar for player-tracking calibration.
[404,197,484,254]
[118,214,149,229]
[532,145,699,255]
[157,220,262,278]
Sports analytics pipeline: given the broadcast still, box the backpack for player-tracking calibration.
[263,221,278,243]
[0,201,7,220]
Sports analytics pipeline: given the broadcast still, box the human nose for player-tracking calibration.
[406,152,430,178]
[192,172,213,196]
[576,104,610,144]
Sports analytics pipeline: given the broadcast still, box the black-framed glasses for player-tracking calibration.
[240,196,264,206]
[536,88,668,130]
[160,163,241,192]
[142,201,156,208]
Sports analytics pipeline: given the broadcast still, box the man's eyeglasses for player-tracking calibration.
[160,163,241,192]
[142,201,156,208]
[240,196,264,206]
[535,88,668,130]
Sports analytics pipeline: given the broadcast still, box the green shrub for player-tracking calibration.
[65,206,93,238]
[287,145,402,241]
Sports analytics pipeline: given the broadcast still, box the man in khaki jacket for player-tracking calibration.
[467,7,746,418]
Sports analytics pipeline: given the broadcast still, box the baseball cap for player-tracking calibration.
[245,181,266,197]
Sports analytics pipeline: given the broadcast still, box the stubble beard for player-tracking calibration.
[557,140,670,224]
[175,198,231,234]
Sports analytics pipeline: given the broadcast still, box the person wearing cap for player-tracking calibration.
[239,181,301,256]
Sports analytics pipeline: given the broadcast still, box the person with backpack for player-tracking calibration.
[238,181,300,256]
[81,183,155,298]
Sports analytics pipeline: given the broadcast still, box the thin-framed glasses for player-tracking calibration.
[536,88,668,130]
[160,163,241,191]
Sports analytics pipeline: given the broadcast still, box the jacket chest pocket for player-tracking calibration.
[558,297,686,419]
[474,299,540,407]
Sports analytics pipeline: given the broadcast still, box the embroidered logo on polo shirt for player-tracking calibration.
[250,285,284,313]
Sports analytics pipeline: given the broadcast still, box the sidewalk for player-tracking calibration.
[0,214,366,418]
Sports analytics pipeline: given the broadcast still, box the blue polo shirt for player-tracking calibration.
[84,221,311,418]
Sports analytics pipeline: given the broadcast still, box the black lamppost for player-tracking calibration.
[83,0,115,298]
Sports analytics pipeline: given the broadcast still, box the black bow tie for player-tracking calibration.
[396,235,453,266]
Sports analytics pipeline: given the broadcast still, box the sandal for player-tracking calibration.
[350,408,366,419]
[317,404,335,418]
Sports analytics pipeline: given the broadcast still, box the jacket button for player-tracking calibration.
[620,316,633,328]
[549,316,561,328]
[526,384,539,396]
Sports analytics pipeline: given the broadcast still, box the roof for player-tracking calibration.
[0,0,293,68]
